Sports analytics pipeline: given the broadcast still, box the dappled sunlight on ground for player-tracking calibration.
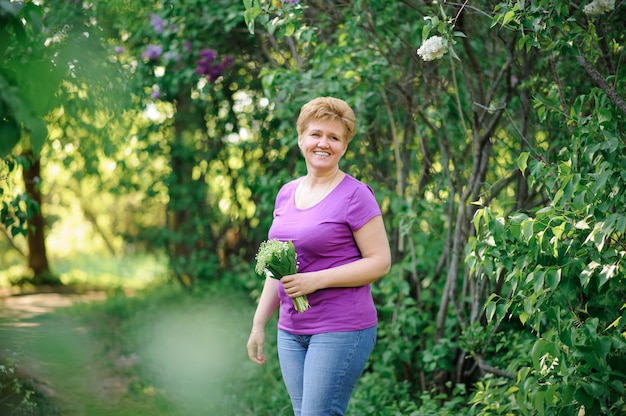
[0,292,106,327]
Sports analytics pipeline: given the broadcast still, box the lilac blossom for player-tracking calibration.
[142,44,163,61]
[198,48,217,63]
[282,0,300,4]
[195,50,234,82]
[583,0,615,15]
[417,36,447,61]
[114,46,125,54]
[150,13,164,34]
[151,89,162,100]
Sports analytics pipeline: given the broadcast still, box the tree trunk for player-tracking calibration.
[22,151,55,284]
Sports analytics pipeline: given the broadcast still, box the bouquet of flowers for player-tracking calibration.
[255,239,310,313]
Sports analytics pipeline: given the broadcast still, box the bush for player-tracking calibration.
[0,350,39,416]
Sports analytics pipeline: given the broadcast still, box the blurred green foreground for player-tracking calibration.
[0,257,289,416]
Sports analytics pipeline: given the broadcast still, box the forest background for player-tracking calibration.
[1,0,625,415]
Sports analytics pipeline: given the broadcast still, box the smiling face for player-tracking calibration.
[298,118,348,172]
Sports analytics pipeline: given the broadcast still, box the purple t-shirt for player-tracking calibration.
[268,174,382,335]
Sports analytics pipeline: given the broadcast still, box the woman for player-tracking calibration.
[247,96,391,415]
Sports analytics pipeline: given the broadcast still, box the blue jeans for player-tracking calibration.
[277,327,377,416]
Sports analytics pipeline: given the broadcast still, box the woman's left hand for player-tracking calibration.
[281,273,317,298]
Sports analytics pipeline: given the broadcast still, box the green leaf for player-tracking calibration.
[580,261,600,288]
[598,264,617,288]
[533,270,545,294]
[486,300,497,322]
[592,169,613,194]
[501,10,516,26]
[517,152,530,176]
[545,268,561,291]
[552,222,565,240]
[533,389,545,416]
[606,316,621,330]
[473,208,484,234]
[0,116,20,156]
[581,381,607,400]
[531,339,548,370]
[552,188,564,206]
[243,5,261,34]
[284,23,295,37]
[574,219,590,229]
[584,221,607,251]
[521,219,534,241]
[25,117,47,154]
[449,46,461,61]
[519,310,529,325]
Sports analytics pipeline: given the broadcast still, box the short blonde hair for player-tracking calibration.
[296,97,356,143]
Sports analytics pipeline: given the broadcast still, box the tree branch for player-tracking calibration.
[1,226,26,258]
[576,54,626,117]
[474,354,516,379]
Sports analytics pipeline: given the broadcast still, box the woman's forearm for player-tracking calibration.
[252,277,280,331]
[310,254,390,289]
[314,215,391,288]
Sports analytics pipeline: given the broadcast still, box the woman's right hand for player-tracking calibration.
[247,330,266,365]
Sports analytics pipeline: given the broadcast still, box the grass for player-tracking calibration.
[0,250,168,295]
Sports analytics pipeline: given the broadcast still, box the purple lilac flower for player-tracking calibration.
[210,55,235,82]
[281,0,299,4]
[114,46,125,54]
[142,44,163,60]
[195,49,217,74]
[195,50,234,82]
[151,89,161,100]
[150,13,164,34]
[198,49,217,62]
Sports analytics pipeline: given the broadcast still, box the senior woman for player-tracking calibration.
[247,96,391,416]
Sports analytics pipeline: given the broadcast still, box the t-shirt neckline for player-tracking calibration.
[293,174,348,211]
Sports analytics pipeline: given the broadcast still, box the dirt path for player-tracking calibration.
[0,292,172,416]
[0,291,106,327]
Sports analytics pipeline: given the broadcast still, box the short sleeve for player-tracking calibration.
[346,184,382,232]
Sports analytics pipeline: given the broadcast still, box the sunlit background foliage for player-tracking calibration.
[1,0,625,414]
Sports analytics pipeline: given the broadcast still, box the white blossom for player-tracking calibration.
[417,36,447,61]
[583,0,615,16]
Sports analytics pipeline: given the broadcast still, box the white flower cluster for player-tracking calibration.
[417,36,447,61]
[583,0,615,16]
